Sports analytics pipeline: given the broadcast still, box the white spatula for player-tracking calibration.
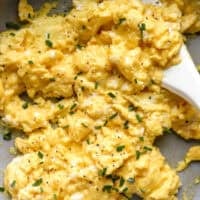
[163,45,200,110]
[142,0,200,110]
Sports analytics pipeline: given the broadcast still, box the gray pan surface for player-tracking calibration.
[0,0,199,199]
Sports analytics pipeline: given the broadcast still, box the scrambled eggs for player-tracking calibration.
[0,0,199,199]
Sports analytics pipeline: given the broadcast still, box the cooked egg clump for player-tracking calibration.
[0,0,199,199]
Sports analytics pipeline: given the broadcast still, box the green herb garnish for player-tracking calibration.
[123,120,129,129]
[58,104,64,110]
[119,177,125,187]
[22,102,29,109]
[49,77,56,82]
[139,136,144,142]
[109,112,118,120]
[134,79,138,84]
[3,132,12,141]
[10,180,16,188]
[94,82,99,89]
[102,185,112,193]
[81,123,88,128]
[135,114,142,122]
[94,125,102,130]
[38,151,44,159]
[45,39,53,48]
[32,178,43,187]
[163,127,175,134]
[107,92,116,98]
[128,104,136,112]
[53,194,57,200]
[143,146,152,151]
[74,72,82,80]
[86,138,90,145]
[118,18,126,25]
[28,60,34,65]
[6,22,21,30]
[122,187,128,193]
[9,32,15,36]
[136,150,141,160]
[99,168,107,176]
[103,120,108,126]
[116,145,125,152]
[0,187,5,192]
[76,44,83,50]
[70,103,77,111]
[106,174,120,183]
[138,23,146,40]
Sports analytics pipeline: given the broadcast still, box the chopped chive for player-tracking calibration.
[81,86,85,91]
[98,168,107,176]
[118,18,126,25]
[107,92,116,98]
[109,112,118,120]
[0,187,4,192]
[76,44,83,50]
[38,151,43,159]
[10,32,15,36]
[112,187,119,192]
[123,120,129,129]
[136,150,141,160]
[3,132,12,141]
[122,187,128,193]
[102,185,112,193]
[103,120,108,126]
[163,127,175,134]
[140,188,145,193]
[47,33,50,39]
[94,125,102,130]
[49,77,56,82]
[53,194,57,200]
[127,177,135,183]
[136,114,142,122]
[143,146,152,151]
[40,187,44,193]
[139,136,144,142]
[28,60,34,65]
[32,178,43,187]
[94,82,99,89]
[70,103,77,111]
[86,138,90,145]
[106,174,120,183]
[10,180,16,188]
[74,72,82,80]
[128,104,136,112]
[6,22,21,30]
[119,177,125,187]
[138,23,146,40]
[45,39,53,48]
[116,145,125,152]
[81,123,88,128]
[22,102,29,109]
[134,79,138,84]
[58,104,64,110]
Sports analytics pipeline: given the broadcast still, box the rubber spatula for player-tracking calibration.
[162,45,200,110]
[143,0,200,110]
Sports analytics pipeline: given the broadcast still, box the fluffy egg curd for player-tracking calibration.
[0,0,200,199]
